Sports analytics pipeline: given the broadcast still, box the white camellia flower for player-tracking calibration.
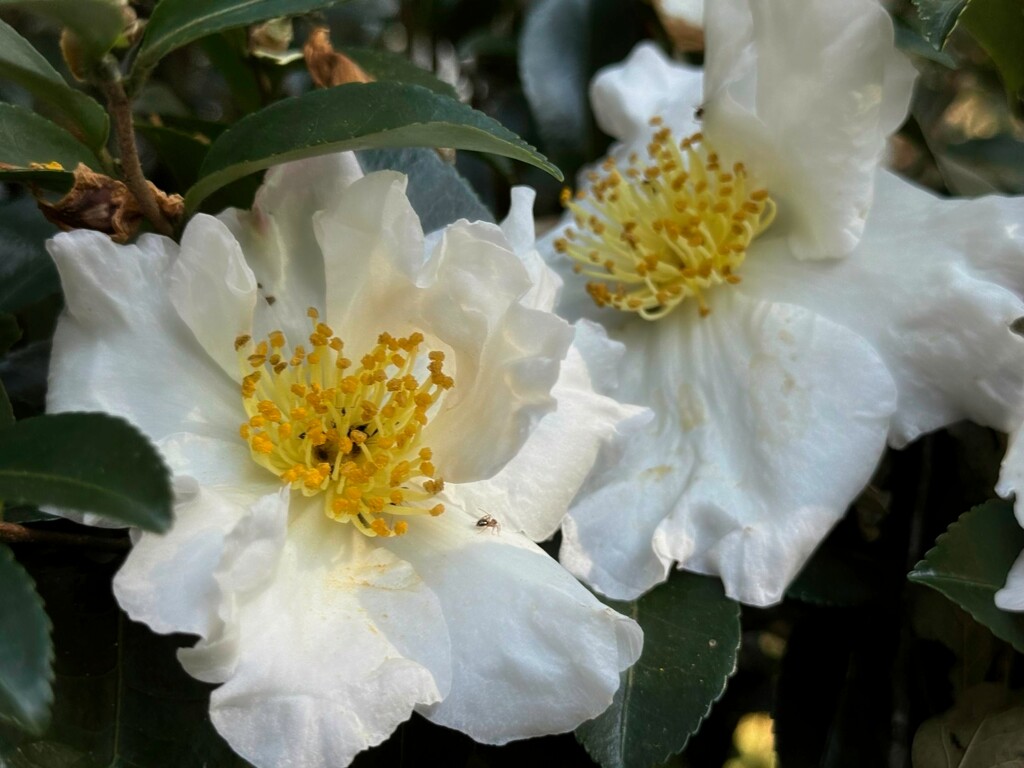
[541,0,1024,607]
[45,152,645,768]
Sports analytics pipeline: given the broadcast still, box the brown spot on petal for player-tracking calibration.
[36,163,183,244]
[303,27,374,88]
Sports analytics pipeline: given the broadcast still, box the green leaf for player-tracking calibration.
[345,47,458,99]
[0,103,101,175]
[0,381,13,429]
[0,0,124,61]
[0,198,61,314]
[0,544,53,735]
[909,499,1024,653]
[185,82,561,212]
[357,147,493,231]
[960,0,1024,98]
[912,0,969,47]
[912,684,1024,768]
[0,20,108,151]
[0,552,250,767]
[575,572,740,768]
[0,412,172,532]
[130,0,344,92]
[0,314,20,355]
[200,32,263,115]
[134,122,211,191]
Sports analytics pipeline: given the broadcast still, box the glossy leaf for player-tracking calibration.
[912,0,968,47]
[960,0,1024,97]
[912,684,1024,768]
[134,122,211,191]
[357,147,493,232]
[576,572,741,768]
[185,82,560,211]
[0,198,61,314]
[0,20,108,151]
[0,550,249,767]
[0,0,124,61]
[909,500,1024,653]
[345,47,458,99]
[0,544,53,735]
[130,0,345,91]
[0,413,172,532]
[0,103,101,176]
[0,314,20,356]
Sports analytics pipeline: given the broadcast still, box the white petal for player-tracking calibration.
[204,503,450,768]
[156,432,279,497]
[113,484,250,637]
[589,41,703,145]
[383,508,642,743]
[565,292,897,605]
[218,153,364,343]
[703,0,917,258]
[456,322,650,541]
[657,0,703,27]
[502,186,563,313]
[997,427,1024,527]
[170,215,257,376]
[742,171,1024,446]
[315,171,425,350]
[996,550,1024,611]
[416,221,574,483]
[46,230,240,443]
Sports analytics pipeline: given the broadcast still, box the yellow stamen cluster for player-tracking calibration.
[236,308,454,537]
[554,117,777,319]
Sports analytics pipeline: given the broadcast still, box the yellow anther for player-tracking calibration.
[557,124,775,320]
[237,312,453,538]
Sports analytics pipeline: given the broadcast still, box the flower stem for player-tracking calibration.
[98,60,174,237]
[0,521,129,552]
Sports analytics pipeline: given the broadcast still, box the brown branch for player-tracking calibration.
[100,66,174,237]
[0,521,130,552]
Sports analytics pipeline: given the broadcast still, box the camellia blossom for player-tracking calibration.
[542,0,1024,607]
[45,153,645,768]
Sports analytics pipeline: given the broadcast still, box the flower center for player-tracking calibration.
[554,118,776,320]
[236,308,454,537]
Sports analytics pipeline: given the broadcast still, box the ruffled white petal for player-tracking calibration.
[218,153,364,344]
[589,41,702,147]
[997,427,1024,528]
[416,222,574,483]
[502,186,563,313]
[703,0,916,259]
[170,214,258,377]
[199,500,450,768]
[742,171,1024,447]
[46,230,241,444]
[563,291,897,605]
[383,508,642,743]
[456,321,650,540]
[996,550,1024,611]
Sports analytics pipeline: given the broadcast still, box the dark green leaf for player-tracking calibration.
[0,381,12,429]
[960,0,1024,98]
[0,103,101,174]
[909,499,1024,653]
[134,122,211,191]
[358,147,493,231]
[0,342,49,418]
[575,572,740,768]
[185,82,560,212]
[0,413,172,532]
[0,198,61,314]
[912,684,1024,768]
[519,0,591,169]
[0,0,124,61]
[0,20,108,151]
[345,47,458,99]
[0,168,74,193]
[0,549,250,767]
[130,0,344,92]
[912,0,969,47]
[199,33,263,115]
[0,314,20,355]
[0,544,53,735]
